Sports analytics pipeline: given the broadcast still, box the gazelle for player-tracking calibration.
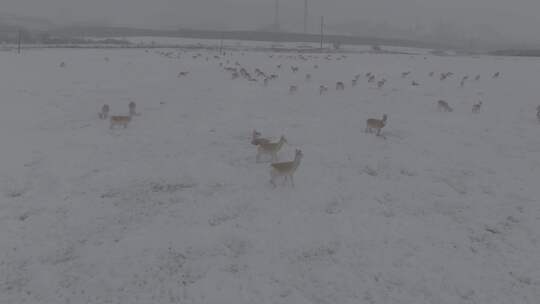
[319,85,328,95]
[109,115,132,129]
[437,100,453,112]
[270,149,303,188]
[460,76,469,87]
[472,101,483,113]
[128,101,138,116]
[289,85,298,94]
[99,104,110,119]
[336,82,345,91]
[251,130,271,146]
[256,135,287,163]
[365,114,388,136]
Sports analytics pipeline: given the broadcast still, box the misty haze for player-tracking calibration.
[1,1,539,303]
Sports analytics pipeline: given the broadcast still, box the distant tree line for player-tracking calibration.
[490,49,540,57]
[0,25,131,45]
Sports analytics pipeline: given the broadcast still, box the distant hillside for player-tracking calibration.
[0,13,55,30]
[50,26,451,50]
[490,49,540,57]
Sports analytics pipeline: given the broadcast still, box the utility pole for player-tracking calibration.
[320,16,324,51]
[303,0,308,33]
[219,32,224,55]
[17,29,21,54]
[274,0,280,32]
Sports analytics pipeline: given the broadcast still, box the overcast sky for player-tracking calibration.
[3,0,540,43]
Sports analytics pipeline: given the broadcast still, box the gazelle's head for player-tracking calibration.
[295,149,303,160]
[382,114,388,122]
[253,130,261,137]
[279,136,288,144]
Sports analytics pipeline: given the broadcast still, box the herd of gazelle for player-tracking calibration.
[110,50,536,189]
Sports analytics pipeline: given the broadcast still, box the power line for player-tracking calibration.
[304,0,308,33]
[274,0,280,32]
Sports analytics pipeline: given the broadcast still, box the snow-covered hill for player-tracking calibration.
[1,47,539,303]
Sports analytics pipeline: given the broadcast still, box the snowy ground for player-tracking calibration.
[1,47,539,303]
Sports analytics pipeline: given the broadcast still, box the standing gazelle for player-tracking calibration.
[365,114,388,136]
[256,136,287,163]
[472,101,483,113]
[270,149,303,188]
[99,104,110,119]
[128,101,137,116]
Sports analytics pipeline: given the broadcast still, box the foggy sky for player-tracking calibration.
[4,0,540,44]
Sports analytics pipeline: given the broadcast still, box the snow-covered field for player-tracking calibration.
[1,47,539,303]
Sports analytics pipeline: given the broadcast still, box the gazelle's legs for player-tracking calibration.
[270,170,278,188]
[271,152,277,163]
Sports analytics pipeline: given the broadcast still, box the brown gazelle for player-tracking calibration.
[319,85,328,95]
[256,135,287,163]
[99,104,110,119]
[437,100,453,112]
[289,85,298,94]
[270,149,303,188]
[472,101,482,113]
[128,101,137,116]
[251,130,271,146]
[365,114,388,136]
[109,115,132,129]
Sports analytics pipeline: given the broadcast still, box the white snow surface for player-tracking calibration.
[1,48,539,304]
